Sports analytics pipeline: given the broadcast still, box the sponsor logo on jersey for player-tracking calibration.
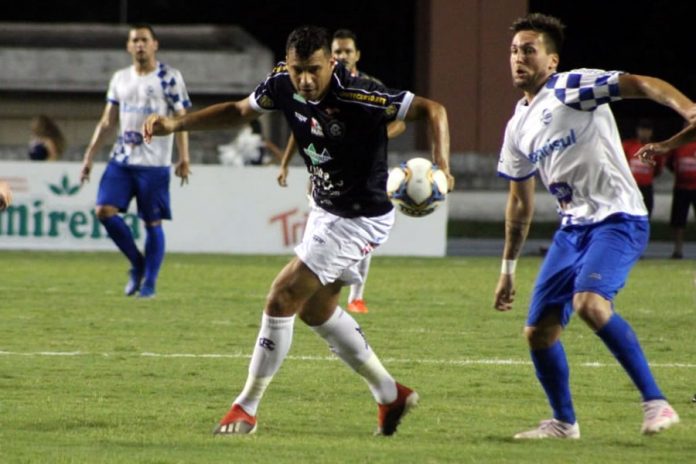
[304,143,332,165]
[258,95,274,109]
[122,102,157,115]
[337,90,388,106]
[310,118,324,137]
[295,112,308,123]
[549,182,573,207]
[527,129,577,163]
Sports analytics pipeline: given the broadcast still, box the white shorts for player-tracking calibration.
[295,205,395,286]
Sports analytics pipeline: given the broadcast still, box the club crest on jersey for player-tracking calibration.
[304,143,332,165]
[327,120,345,140]
[540,108,552,125]
[310,118,324,137]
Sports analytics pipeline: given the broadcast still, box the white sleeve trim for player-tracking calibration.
[396,91,415,120]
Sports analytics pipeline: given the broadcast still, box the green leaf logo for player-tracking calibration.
[48,174,82,196]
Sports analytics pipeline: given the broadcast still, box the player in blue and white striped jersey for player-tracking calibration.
[493,13,696,439]
[144,25,453,437]
[80,24,191,299]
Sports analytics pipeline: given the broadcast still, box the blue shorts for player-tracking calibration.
[527,215,648,327]
[97,161,172,222]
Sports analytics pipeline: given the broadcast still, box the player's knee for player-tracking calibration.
[265,287,296,317]
[573,292,612,329]
[523,325,561,349]
[95,205,117,220]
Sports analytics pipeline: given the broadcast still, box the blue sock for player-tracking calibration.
[531,342,576,424]
[101,215,143,270]
[596,313,664,401]
[143,224,165,289]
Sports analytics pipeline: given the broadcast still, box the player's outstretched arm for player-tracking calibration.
[494,177,535,312]
[404,96,454,191]
[619,74,696,123]
[172,108,191,186]
[143,97,260,142]
[635,122,696,166]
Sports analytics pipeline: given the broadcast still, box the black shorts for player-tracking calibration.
[638,184,654,218]
[669,188,696,228]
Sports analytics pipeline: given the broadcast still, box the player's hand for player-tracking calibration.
[0,181,12,211]
[80,160,92,184]
[143,115,175,143]
[634,143,670,166]
[685,104,696,124]
[494,274,516,312]
[444,171,455,192]
[175,159,191,186]
[277,166,289,187]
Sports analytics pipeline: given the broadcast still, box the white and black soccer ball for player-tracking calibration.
[386,157,448,217]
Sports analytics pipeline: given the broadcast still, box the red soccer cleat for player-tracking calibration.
[213,404,257,435]
[347,299,369,314]
[376,383,419,436]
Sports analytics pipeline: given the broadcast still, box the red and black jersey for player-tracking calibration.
[249,62,414,218]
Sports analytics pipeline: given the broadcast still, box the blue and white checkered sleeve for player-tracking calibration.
[158,65,191,112]
[547,69,623,111]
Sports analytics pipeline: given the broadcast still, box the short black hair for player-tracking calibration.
[286,25,331,59]
[510,13,565,54]
[129,23,157,40]
[333,29,359,50]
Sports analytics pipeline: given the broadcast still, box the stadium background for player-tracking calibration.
[1,0,695,250]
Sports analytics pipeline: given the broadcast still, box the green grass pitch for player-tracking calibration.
[1,251,695,463]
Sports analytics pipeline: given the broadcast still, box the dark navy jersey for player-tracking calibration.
[249,62,414,218]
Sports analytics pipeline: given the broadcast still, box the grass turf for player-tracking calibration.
[1,251,695,463]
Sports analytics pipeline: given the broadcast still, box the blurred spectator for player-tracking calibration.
[666,137,696,259]
[218,120,283,166]
[0,180,12,211]
[28,114,66,161]
[622,119,663,217]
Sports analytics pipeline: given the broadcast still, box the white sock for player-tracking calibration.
[234,313,295,415]
[348,254,372,302]
[311,306,397,404]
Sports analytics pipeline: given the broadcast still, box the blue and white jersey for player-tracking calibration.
[497,69,647,227]
[107,62,191,167]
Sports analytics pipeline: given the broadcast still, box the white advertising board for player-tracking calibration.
[0,161,447,256]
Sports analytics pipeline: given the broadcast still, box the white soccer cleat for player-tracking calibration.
[641,399,679,435]
[513,418,580,440]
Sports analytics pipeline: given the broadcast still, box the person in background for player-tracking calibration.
[622,119,663,217]
[0,180,12,211]
[28,114,67,161]
[79,24,191,298]
[634,121,696,259]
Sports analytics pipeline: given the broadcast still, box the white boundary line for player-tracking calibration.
[1,350,695,369]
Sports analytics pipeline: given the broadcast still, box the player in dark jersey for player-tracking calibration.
[278,28,405,315]
[144,25,453,437]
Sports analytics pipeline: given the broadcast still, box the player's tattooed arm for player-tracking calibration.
[503,177,535,260]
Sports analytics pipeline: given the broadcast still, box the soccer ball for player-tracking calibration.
[386,157,448,217]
